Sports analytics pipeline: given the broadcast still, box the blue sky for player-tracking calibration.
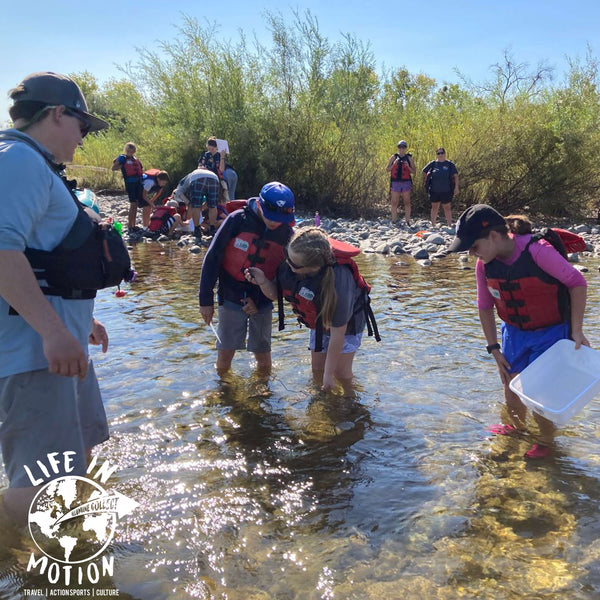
[1,0,598,122]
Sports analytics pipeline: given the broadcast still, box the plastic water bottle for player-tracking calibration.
[315,212,320,227]
[113,222,123,236]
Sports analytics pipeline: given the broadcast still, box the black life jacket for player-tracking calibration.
[0,133,134,301]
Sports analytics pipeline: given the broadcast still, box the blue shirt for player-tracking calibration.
[0,130,94,377]
[198,151,222,175]
[423,160,458,193]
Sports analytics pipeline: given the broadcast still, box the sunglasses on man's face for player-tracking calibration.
[63,107,91,138]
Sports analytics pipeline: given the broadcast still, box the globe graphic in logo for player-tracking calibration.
[28,476,117,564]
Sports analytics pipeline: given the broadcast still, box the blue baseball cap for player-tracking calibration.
[258,182,295,224]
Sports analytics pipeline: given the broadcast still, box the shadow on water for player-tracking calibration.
[2,240,600,599]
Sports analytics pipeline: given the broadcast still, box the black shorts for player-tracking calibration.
[125,180,148,207]
[429,191,453,204]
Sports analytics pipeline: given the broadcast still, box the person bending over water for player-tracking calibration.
[449,204,589,459]
[246,228,376,392]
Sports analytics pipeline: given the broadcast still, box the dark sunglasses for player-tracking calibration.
[63,107,91,138]
[436,151,445,155]
[285,248,305,270]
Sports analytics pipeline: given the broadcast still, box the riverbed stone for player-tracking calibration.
[189,245,202,254]
[425,233,445,245]
[412,248,429,260]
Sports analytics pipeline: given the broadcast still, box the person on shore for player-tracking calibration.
[223,162,238,200]
[142,169,170,207]
[0,72,111,525]
[448,204,589,459]
[148,199,190,238]
[174,166,220,236]
[246,228,376,392]
[198,136,230,202]
[111,142,146,232]
[422,147,459,226]
[199,182,295,374]
[385,140,416,227]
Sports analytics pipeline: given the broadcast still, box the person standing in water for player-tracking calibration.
[199,182,295,374]
[246,228,378,392]
[449,204,589,459]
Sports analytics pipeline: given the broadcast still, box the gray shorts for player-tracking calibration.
[0,361,109,488]
[217,306,272,353]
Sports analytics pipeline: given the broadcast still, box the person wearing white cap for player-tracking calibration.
[0,72,111,524]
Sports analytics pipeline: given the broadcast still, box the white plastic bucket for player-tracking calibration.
[509,339,600,425]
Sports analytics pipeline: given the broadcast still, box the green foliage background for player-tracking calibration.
[67,12,600,220]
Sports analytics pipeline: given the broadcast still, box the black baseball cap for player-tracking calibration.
[9,72,109,132]
[448,204,506,252]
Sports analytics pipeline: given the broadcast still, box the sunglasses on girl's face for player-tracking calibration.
[63,107,91,138]
[285,249,305,270]
[436,151,445,155]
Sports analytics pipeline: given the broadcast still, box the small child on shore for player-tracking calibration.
[111,142,146,232]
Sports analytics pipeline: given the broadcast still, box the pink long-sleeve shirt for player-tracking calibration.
[476,233,587,310]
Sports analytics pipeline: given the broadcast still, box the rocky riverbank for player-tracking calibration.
[98,192,600,269]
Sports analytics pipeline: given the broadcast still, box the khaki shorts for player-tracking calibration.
[0,361,109,488]
[217,306,272,353]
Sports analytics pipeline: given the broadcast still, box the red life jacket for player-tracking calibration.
[390,153,412,182]
[221,207,290,282]
[484,233,574,330]
[149,205,176,232]
[277,239,380,351]
[120,155,143,179]
[226,199,248,213]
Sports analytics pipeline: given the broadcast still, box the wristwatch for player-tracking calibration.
[486,343,501,354]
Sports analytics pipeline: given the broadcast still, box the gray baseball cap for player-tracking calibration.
[9,72,109,132]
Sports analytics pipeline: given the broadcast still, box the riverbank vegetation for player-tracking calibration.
[67,11,600,220]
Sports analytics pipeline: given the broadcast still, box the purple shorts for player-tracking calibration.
[390,181,412,193]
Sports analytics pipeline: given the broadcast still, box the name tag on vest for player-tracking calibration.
[298,286,315,301]
[488,286,501,299]
[233,237,249,251]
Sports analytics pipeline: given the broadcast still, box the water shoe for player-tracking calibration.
[488,423,519,436]
[524,444,552,459]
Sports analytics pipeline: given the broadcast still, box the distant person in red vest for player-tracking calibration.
[385,140,416,227]
[111,142,146,233]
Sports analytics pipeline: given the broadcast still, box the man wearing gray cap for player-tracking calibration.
[0,72,111,524]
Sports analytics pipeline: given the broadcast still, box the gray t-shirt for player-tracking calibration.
[331,265,366,334]
[0,130,94,377]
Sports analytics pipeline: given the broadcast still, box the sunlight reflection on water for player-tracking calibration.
[2,239,600,599]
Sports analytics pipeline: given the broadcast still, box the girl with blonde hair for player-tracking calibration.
[246,227,371,391]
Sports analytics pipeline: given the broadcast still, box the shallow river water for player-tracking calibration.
[2,240,600,600]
